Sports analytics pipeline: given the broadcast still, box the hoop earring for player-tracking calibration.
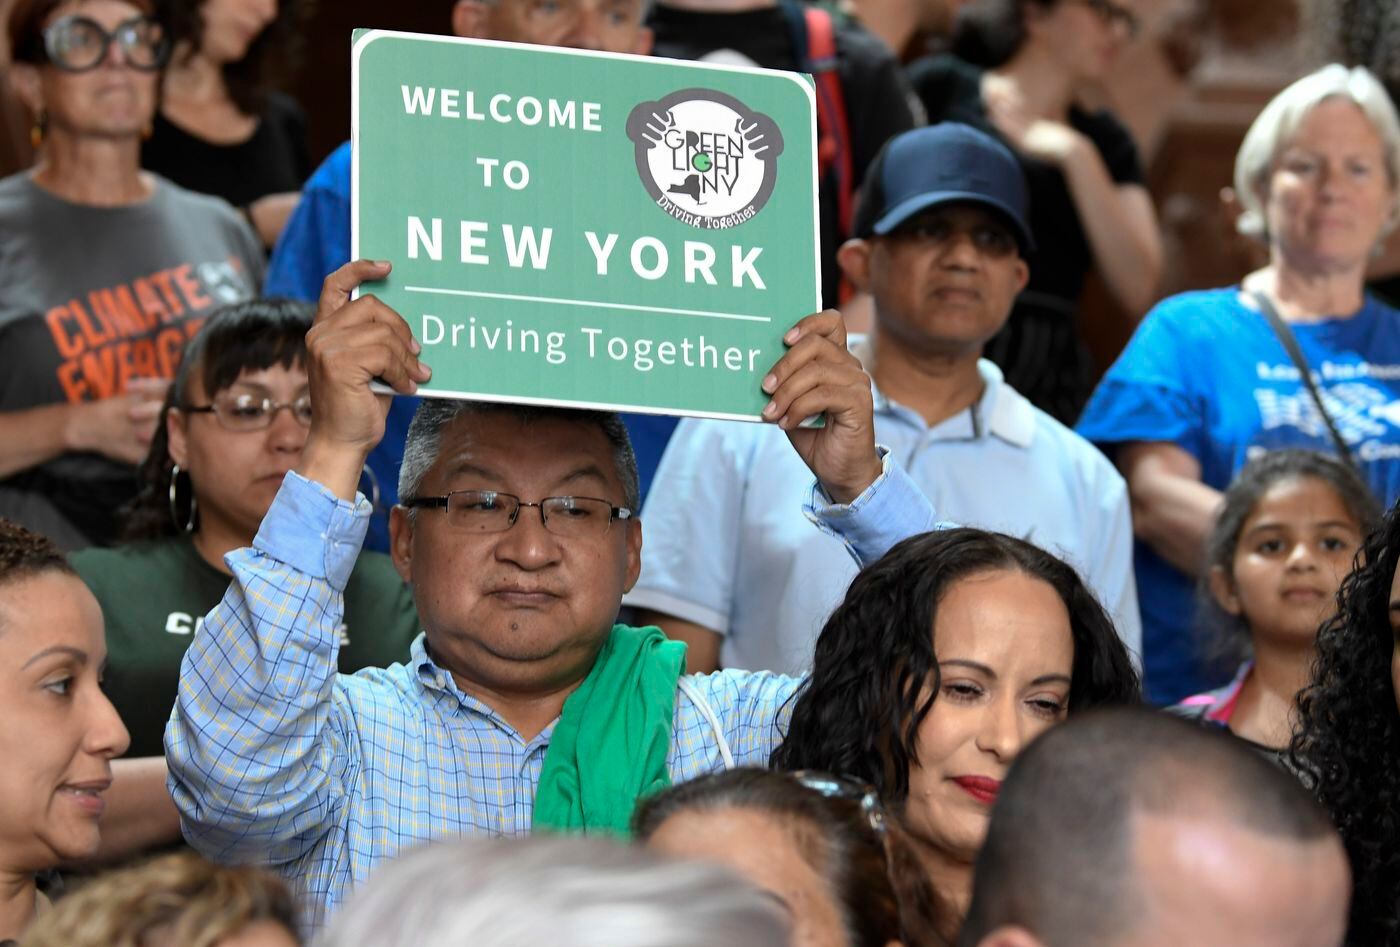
[168,464,198,533]
[29,109,46,149]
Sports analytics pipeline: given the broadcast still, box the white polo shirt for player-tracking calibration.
[626,359,1140,674]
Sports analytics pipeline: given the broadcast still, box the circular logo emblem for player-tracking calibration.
[626,89,785,230]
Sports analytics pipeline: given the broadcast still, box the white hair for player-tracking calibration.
[1233,63,1400,241]
[313,836,790,947]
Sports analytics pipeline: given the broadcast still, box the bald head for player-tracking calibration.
[960,708,1350,947]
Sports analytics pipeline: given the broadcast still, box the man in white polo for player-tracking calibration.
[629,123,1140,673]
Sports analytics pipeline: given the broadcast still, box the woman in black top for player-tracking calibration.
[907,0,1162,423]
[143,0,311,247]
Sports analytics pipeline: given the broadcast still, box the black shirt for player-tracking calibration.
[649,3,919,307]
[141,91,311,211]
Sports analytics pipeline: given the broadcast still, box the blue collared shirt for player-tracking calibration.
[166,457,932,928]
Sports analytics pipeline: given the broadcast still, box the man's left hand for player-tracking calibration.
[761,310,882,505]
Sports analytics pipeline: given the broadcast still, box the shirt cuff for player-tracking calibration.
[246,471,371,588]
[802,447,941,567]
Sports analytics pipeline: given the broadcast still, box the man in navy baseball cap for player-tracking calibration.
[838,122,1035,365]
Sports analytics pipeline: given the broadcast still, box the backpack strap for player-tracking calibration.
[780,1,856,243]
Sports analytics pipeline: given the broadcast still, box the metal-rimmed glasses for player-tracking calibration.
[401,490,634,539]
[788,770,888,836]
[40,15,170,72]
[181,393,314,432]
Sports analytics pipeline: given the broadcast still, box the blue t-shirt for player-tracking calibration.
[1078,287,1400,704]
[267,142,676,549]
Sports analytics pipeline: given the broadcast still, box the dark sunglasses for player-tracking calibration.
[40,14,169,72]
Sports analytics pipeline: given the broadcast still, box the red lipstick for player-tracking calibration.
[952,776,1001,805]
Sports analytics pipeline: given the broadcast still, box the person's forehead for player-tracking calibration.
[431,411,622,492]
[49,0,148,27]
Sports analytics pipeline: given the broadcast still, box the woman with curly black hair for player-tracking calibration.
[142,0,313,247]
[1291,501,1400,946]
[772,528,1140,944]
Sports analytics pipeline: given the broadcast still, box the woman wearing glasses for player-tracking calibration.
[66,300,417,857]
[636,767,941,947]
[905,0,1161,425]
[0,0,264,551]
[773,529,1140,945]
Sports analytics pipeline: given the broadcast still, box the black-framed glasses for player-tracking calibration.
[41,15,169,72]
[182,393,314,432]
[789,770,888,836]
[1077,0,1140,40]
[402,490,633,538]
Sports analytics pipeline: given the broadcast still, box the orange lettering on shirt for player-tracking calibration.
[91,288,143,339]
[171,264,212,311]
[133,277,171,324]
[149,270,186,317]
[68,298,114,350]
[45,304,86,359]
[56,359,89,402]
[77,345,118,399]
[156,327,187,377]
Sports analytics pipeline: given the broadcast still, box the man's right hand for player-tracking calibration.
[299,260,431,501]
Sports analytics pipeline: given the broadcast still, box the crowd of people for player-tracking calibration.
[1,0,1399,944]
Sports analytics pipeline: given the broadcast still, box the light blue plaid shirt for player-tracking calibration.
[166,454,935,928]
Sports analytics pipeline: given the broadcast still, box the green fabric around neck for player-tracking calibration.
[533,624,687,836]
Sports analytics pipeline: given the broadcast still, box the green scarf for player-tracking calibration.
[533,624,687,836]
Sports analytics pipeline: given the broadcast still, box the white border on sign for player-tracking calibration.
[349,28,824,416]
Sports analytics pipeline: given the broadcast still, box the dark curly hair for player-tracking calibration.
[772,528,1142,801]
[154,0,314,115]
[1290,498,1400,946]
[1197,449,1380,671]
[0,517,74,587]
[122,298,312,541]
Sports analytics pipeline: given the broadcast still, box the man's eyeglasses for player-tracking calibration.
[789,770,887,836]
[182,393,314,432]
[402,490,633,539]
[41,15,169,72]
[1077,0,1140,40]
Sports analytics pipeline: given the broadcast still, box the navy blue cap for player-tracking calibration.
[852,123,1035,254]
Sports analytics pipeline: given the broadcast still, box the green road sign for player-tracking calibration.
[351,30,819,421]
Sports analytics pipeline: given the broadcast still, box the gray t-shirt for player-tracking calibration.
[0,172,264,547]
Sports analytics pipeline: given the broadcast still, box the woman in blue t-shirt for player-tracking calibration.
[1077,64,1400,705]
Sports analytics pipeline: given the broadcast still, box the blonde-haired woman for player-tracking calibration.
[19,851,298,947]
[1077,64,1400,706]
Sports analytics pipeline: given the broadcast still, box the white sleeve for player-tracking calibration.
[624,418,754,636]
